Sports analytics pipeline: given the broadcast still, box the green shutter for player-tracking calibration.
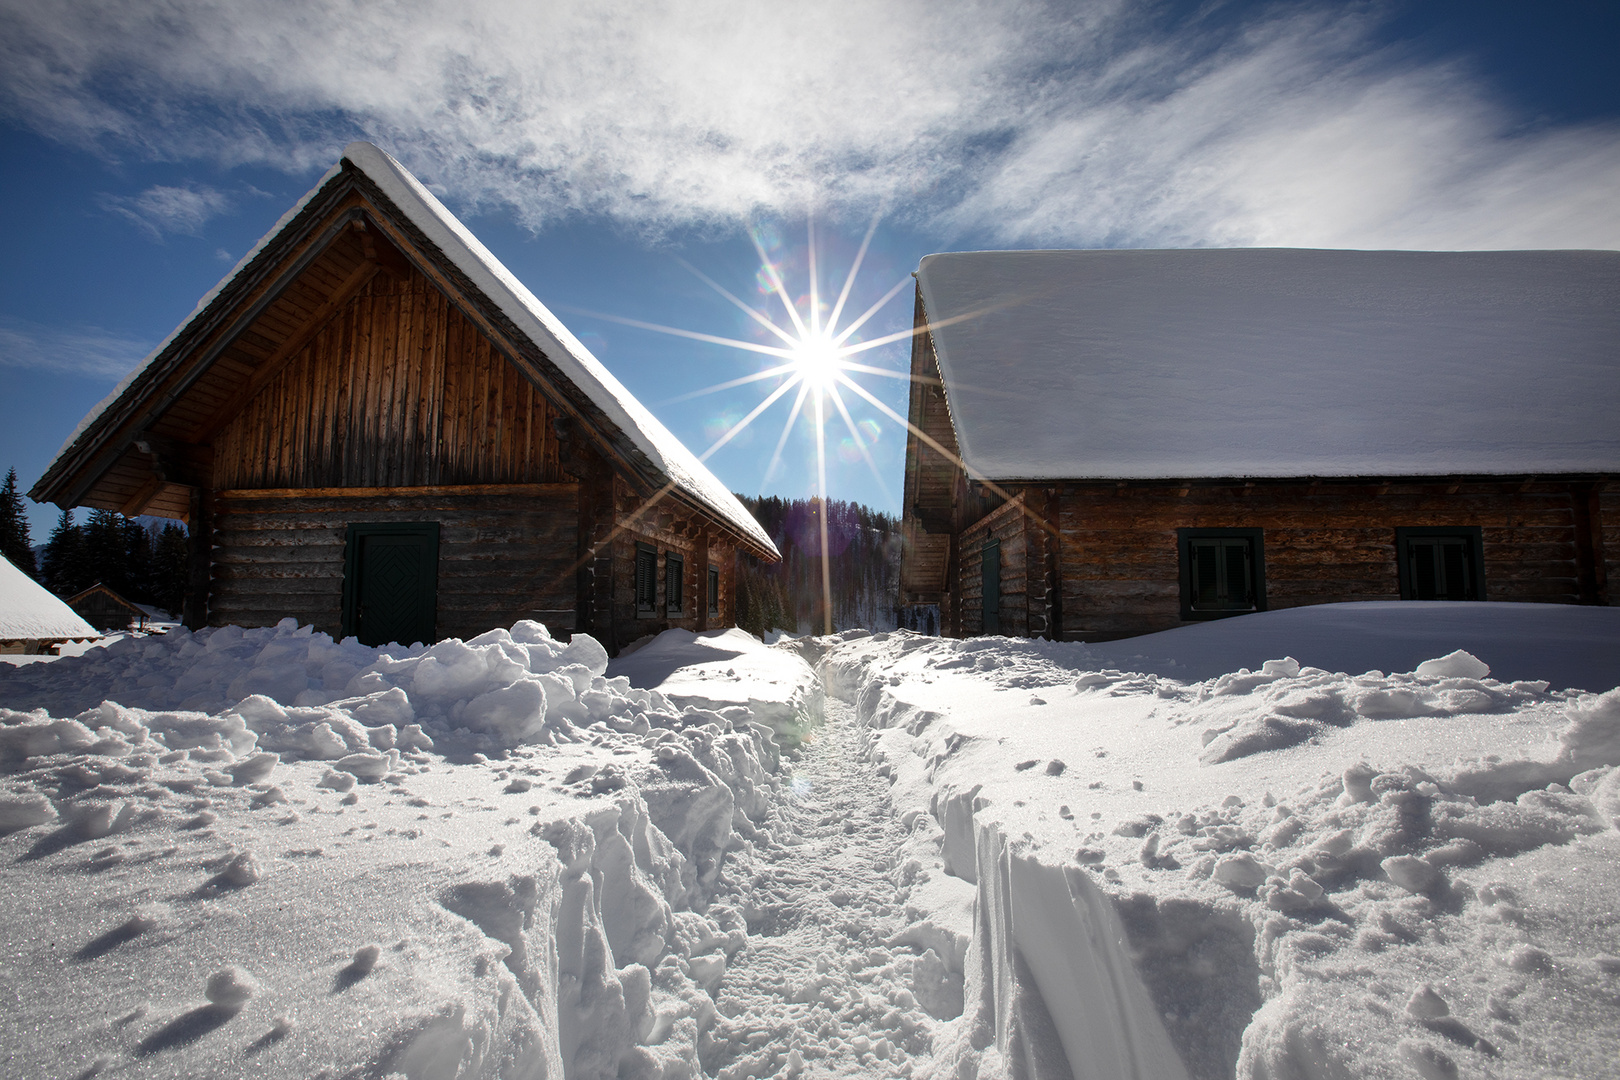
[981,539,1001,635]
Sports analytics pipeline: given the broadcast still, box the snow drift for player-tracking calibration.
[3,603,1619,1079]
[821,620,1620,1080]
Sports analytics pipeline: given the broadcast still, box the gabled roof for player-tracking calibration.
[35,142,777,559]
[0,557,97,642]
[916,248,1620,481]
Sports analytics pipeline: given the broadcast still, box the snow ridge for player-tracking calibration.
[823,629,1620,1080]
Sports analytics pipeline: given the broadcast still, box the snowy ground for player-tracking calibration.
[2,603,1618,1079]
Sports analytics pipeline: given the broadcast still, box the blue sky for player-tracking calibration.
[1,0,1616,540]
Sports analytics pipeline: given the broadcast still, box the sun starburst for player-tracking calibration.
[570,214,958,634]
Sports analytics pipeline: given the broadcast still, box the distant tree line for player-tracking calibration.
[733,495,901,637]
[2,467,188,616]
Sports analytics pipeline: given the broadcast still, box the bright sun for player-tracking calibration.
[790,335,844,391]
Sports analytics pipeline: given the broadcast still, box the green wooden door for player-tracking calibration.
[342,523,439,647]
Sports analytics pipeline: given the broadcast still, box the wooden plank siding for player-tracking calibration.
[212,489,580,642]
[899,289,964,631]
[214,269,560,490]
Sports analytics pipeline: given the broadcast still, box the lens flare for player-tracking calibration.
[576,211,986,633]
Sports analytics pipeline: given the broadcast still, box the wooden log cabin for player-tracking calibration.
[32,142,778,651]
[900,249,1619,641]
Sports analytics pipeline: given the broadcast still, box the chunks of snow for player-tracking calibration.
[203,967,258,1009]
[2,604,1618,1080]
[1415,649,1491,679]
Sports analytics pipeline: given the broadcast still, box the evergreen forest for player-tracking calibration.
[2,467,188,616]
[732,495,902,637]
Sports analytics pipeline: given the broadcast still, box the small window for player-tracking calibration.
[708,566,720,616]
[665,552,684,616]
[1397,528,1484,601]
[980,539,1001,635]
[1178,528,1264,620]
[635,544,657,617]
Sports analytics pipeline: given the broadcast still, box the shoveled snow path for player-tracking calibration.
[702,698,936,1079]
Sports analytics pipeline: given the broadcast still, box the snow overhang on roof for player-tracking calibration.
[916,248,1620,481]
[37,142,777,560]
[0,557,97,642]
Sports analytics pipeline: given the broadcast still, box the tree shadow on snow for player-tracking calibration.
[331,958,375,993]
[75,917,151,960]
[135,1004,239,1056]
[19,821,99,861]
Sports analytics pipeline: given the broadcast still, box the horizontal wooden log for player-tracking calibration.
[218,482,578,501]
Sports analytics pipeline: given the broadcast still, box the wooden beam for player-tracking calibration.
[119,475,165,517]
[183,487,214,630]
[133,433,213,488]
[355,218,412,278]
[196,258,383,442]
[217,482,579,500]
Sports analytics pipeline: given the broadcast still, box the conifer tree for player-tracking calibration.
[40,508,89,597]
[0,468,35,578]
[151,523,189,617]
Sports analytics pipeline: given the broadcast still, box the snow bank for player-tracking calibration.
[0,620,792,1079]
[822,610,1620,1080]
[1070,601,1620,691]
[608,628,823,749]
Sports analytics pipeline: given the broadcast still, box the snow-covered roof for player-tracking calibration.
[916,249,1620,480]
[0,556,97,642]
[342,144,775,556]
[49,143,776,558]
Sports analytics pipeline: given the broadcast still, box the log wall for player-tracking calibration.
[1025,478,1610,641]
[603,476,735,652]
[959,498,1029,637]
[211,486,579,642]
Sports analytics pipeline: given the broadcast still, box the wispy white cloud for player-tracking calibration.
[0,316,150,379]
[0,0,1614,248]
[98,182,232,238]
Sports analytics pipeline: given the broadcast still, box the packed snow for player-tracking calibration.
[0,554,97,643]
[915,248,1620,480]
[2,603,1618,1079]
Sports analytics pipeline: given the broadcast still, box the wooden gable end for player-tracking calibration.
[55,185,576,518]
[900,286,964,603]
[212,263,562,491]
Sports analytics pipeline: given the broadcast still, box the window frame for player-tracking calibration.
[1177,527,1266,621]
[634,543,658,618]
[708,565,720,617]
[664,551,685,617]
[1395,527,1485,601]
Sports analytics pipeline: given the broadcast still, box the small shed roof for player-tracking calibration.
[0,557,98,642]
[916,248,1620,481]
[42,142,776,558]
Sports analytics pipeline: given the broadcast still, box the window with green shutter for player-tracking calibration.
[1396,528,1484,600]
[635,544,657,617]
[665,552,684,616]
[708,566,720,616]
[1178,528,1265,620]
